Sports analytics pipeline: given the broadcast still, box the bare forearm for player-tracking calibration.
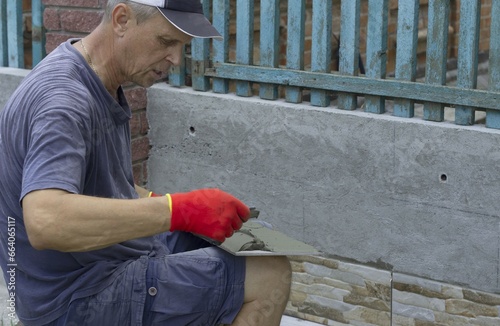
[23,189,171,252]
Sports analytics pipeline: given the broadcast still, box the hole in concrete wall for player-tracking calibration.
[189,126,196,135]
[440,173,448,182]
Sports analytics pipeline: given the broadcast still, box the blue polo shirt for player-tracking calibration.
[0,40,154,324]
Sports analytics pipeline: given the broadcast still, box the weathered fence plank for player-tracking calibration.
[487,0,500,129]
[455,0,480,126]
[259,0,280,100]
[191,0,211,91]
[338,0,360,110]
[0,0,7,67]
[364,0,388,114]
[285,0,305,103]
[310,0,332,107]
[423,0,449,122]
[212,0,230,94]
[235,0,254,97]
[32,0,45,67]
[207,64,500,111]
[393,0,419,118]
[6,0,23,68]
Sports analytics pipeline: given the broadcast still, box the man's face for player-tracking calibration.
[120,12,193,88]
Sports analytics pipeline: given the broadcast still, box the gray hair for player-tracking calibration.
[104,0,160,24]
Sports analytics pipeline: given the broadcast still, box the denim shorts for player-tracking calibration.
[50,232,246,326]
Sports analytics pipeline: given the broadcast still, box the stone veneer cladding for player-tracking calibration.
[287,255,500,325]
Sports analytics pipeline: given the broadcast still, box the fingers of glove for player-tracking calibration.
[211,229,226,243]
[169,188,249,237]
[192,189,249,226]
[225,228,234,238]
[235,200,251,222]
[231,216,243,231]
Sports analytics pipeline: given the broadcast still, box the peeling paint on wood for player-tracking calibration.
[394,0,420,118]
[338,0,360,111]
[286,0,305,104]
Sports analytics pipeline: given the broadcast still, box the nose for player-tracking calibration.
[165,44,184,66]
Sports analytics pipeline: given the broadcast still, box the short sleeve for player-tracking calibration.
[21,105,89,201]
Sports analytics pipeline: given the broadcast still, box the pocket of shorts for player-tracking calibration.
[151,280,212,314]
[150,257,224,315]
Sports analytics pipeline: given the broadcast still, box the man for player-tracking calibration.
[0,0,291,325]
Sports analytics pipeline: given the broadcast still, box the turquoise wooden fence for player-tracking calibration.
[3,1,497,129]
[169,0,500,129]
[0,0,45,68]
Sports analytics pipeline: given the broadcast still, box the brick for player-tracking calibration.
[131,137,150,162]
[43,8,61,31]
[132,163,142,186]
[142,160,148,183]
[45,33,80,53]
[128,111,148,136]
[43,0,100,8]
[124,87,147,111]
[139,111,149,135]
[60,10,102,33]
[130,113,141,137]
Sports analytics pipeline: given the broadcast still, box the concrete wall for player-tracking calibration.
[147,83,500,295]
[0,68,29,108]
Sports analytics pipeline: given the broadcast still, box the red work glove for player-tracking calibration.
[150,189,250,242]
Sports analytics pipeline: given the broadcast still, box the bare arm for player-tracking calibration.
[22,189,170,252]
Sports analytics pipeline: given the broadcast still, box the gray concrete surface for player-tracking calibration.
[148,84,500,294]
[0,68,29,109]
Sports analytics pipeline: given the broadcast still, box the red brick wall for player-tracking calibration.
[42,0,150,186]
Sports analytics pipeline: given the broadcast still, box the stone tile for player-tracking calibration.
[441,285,464,299]
[471,316,500,326]
[433,311,472,326]
[393,274,443,294]
[393,302,436,322]
[445,299,499,318]
[392,314,416,326]
[303,263,365,286]
[337,261,392,284]
[393,289,446,311]
[280,315,325,325]
[320,277,354,292]
[343,305,391,326]
[462,289,500,306]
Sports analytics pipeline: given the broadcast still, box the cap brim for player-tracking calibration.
[158,8,222,40]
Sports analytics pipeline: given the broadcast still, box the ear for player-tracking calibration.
[111,3,134,37]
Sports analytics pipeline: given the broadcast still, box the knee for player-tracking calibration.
[259,256,291,306]
[273,256,292,288]
[253,256,292,291]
